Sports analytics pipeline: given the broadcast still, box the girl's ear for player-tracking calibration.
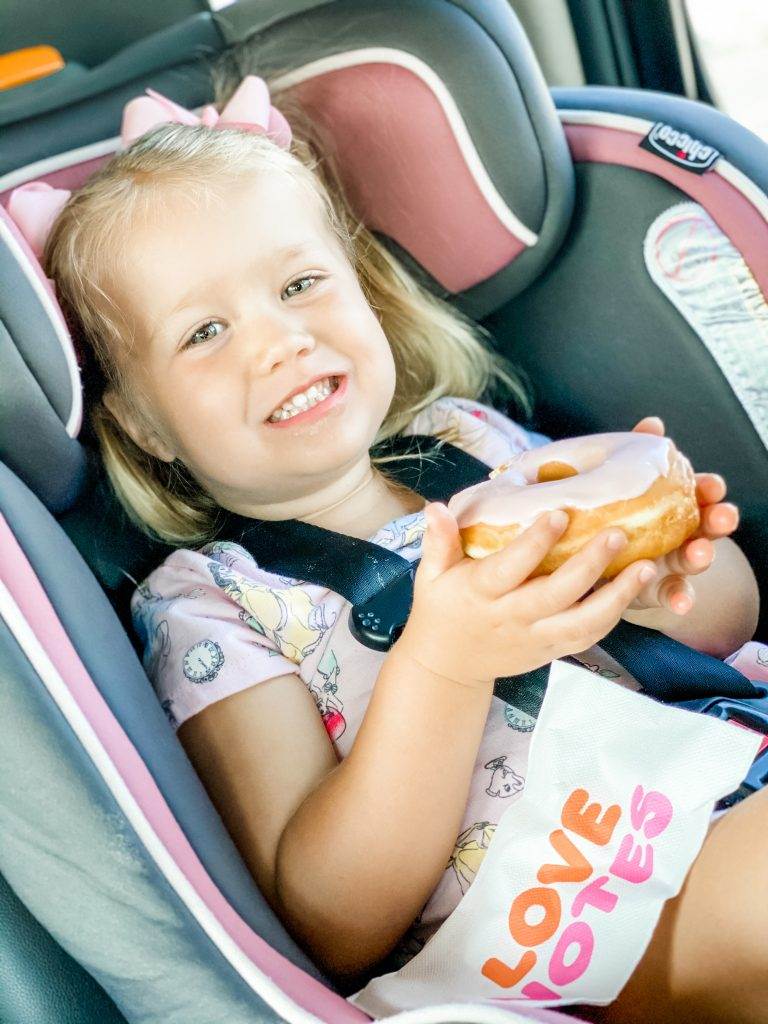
[103,387,176,463]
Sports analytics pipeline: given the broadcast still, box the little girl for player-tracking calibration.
[36,73,766,1023]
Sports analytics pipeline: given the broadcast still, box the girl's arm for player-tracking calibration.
[274,647,494,981]
[621,536,760,657]
[178,645,494,985]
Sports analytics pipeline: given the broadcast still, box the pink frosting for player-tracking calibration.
[447,432,676,529]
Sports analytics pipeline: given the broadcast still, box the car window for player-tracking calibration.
[686,0,768,141]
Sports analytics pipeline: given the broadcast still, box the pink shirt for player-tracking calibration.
[131,396,767,970]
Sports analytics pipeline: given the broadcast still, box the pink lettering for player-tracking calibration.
[549,921,595,986]
[571,875,618,917]
[610,833,653,883]
[522,981,561,1000]
[630,785,673,838]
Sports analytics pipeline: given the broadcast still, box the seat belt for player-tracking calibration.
[216,432,761,715]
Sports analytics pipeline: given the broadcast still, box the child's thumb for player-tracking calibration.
[419,502,466,580]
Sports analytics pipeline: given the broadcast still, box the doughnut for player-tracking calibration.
[447,432,700,579]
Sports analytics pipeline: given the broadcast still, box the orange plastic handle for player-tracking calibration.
[0,45,65,92]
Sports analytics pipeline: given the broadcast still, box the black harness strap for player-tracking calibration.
[216,434,759,714]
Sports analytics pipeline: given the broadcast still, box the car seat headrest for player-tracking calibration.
[0,0,574,518]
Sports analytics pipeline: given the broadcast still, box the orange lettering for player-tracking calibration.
[538,829,593,885]
[482,950,537,988]
[562,788,621,846]
[509,886,562,946]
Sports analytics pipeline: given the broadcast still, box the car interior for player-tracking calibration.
[1,1,767,1022]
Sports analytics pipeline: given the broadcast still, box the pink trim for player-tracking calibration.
[0,155,114,207]
[0,514,370,1024]
[564,123,768,299]
[294,63,527,292]
[0,200,76,349]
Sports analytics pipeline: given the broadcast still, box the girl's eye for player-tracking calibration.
[184,320,225,349]
[284,275,318,298]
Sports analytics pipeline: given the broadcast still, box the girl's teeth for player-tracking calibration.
[268,377,336,421]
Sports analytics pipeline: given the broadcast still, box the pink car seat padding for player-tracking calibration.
[0,513,588,1024]
[276,50,538,293]
[560,112,768,301]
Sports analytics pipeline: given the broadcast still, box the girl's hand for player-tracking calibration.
[396,503,657,688]
[626,416,740,615]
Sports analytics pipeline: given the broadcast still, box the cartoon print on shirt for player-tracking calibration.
[484,755,525,798]
[447,821,497,895]
[504,704,536,732]
[371,511,426,554]
[310,647,346,740]
[207,561,335,663]
[572,657,621,680]
[132,582,205,679]
[145,618,171,682]
[183,639,225,683]
[134,578,205,608]
[201,539,312,586]
[200,540,256,568]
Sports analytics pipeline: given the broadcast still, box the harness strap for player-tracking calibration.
[217,433,759,712]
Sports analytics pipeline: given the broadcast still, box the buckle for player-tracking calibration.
[348,564,418,651]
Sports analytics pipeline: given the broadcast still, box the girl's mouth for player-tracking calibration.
[265,374,346,428]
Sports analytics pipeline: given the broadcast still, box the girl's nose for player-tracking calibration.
[250,323,317,375]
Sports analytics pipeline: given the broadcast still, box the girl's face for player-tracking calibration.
[105,169,396,516]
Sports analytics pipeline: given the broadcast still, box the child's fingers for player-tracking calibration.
[631,416,665,435]
[662,538,713,576]
[695,472,726,505]
[696,502,739,539]
[471,511,569,599]
[631,573,696,615]
[533,560,658,649]
[512,527,632,619]
[417,502,466,582]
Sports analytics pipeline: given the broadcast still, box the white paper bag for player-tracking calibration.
[350,660,761,1018]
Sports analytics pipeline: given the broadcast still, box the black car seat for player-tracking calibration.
[1,2,767,1022]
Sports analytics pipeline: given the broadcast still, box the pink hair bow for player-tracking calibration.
[6,181,72,259]
[4,76,291,261]
[120,74,292,149]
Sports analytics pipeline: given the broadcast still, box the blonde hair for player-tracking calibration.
[44,73,534,547]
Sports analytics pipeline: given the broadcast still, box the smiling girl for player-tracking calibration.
[29,74,765,1022]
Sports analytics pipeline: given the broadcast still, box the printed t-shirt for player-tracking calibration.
[130,395,768,971]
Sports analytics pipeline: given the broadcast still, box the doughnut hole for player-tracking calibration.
[537,461,578,483]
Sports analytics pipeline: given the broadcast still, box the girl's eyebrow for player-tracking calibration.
[162,242,321,320]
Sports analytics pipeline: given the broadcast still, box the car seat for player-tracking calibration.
[1,1,767,1022]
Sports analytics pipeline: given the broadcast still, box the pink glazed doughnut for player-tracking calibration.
[447,432,701,579]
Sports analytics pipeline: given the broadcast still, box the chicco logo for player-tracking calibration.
[640,122,721,174]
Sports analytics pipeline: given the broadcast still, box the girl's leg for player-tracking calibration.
[572,784,768,1024]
